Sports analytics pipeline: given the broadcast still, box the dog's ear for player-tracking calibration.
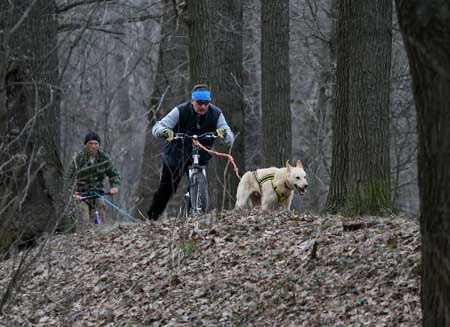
[286,160,292,171]
[296,160,303,168]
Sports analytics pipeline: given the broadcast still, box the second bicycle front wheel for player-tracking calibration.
[189,172,209,214]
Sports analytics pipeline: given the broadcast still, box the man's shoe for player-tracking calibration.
[147,211,159,221]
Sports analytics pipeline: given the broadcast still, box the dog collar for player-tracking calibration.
[284,180,294,191]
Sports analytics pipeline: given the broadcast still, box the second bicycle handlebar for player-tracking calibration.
[79,192,112,201]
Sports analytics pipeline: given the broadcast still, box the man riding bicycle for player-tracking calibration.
[65,132,121,228]
[147,84,234,220]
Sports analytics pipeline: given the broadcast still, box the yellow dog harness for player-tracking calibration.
[252,171,290,203]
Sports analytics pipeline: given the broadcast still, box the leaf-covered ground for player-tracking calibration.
[0,211,421,326]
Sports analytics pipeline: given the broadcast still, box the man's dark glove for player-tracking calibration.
[216,128,227,139]
[161,128,174,142]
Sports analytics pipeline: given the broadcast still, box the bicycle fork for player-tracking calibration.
[187,167,207,213]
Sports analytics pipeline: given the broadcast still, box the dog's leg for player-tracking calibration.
[235,184,250,209]
[261,198,272,211]
[235,194,250,209]
[250,192,261,209]
[261,193,277,211]
[235,172,258,210]
[281,193,295,211]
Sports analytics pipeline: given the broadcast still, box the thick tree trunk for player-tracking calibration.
[242,0,263,171]
[188,0,245,210]
[188,0,211,85]
[344,0,392,215]
[208,0,245,210]
[260,0,291,167]
[324,0,350,213]
[396,1,450,325]
[0,0,62,243]
[134,0,189,218]
[326,0,392,215]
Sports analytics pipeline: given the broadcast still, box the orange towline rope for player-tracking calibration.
[192,138,241,179]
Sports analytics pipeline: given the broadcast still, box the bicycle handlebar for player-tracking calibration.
[173,132,218,140]
[80,192,112,201]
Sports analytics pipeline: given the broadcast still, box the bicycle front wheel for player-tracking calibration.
[179,193,190,221]
[189,172,209,214]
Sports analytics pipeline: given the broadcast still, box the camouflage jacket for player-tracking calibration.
[64,149,120,195]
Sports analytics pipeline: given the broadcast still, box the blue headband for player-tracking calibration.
[192,90,211,101]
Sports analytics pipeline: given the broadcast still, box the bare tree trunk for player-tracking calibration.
[188,0,211,85]
[242,0,262,171]
[134,0,189,217]
[324,0,350,213]
[0,0,61,310]
[207,0,245,210]
[344,0,392,216]
[396,1,450,325]
[188,0,245,210]
[261,0,291,167]
[0,0,62,244]
[326,0,392,216]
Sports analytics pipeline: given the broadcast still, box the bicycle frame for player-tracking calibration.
[188,139,206,178]
[79,191,111,224]
[175,132,217,219]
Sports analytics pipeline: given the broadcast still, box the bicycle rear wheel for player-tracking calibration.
[189,172,209,214]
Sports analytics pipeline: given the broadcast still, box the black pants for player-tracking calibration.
[147,161,187,220]
[148,154,210,220]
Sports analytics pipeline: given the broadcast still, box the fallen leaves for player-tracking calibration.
[0,211,421,326]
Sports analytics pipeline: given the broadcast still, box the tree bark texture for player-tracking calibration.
[396,1,450,325]
[261,0,291,167]
[134,0,189,217]
[188,0,211,85]
[344,0,392,215]
[325,0,350,213]
[0,0,62,246]
[326,0,392,215]
[207,0,245,210]
[242,0,263,171]
[188,0,245,210]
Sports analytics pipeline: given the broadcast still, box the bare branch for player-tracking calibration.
[56,0,115,14]
[9,0,39,35]
[58,13,161,32]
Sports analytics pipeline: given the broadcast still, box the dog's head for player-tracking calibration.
[286,160,308,195]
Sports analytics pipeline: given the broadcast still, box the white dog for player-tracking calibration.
[235,160,308,211]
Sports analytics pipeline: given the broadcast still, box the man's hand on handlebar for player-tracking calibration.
[74,190,117,202]
[161,128,174,142]
[216,128,227,139]
[74,191,82,203]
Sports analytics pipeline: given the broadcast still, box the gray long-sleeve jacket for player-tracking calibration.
[152,103,234,145]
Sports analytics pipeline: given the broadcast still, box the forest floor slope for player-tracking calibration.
[0,211,421,326]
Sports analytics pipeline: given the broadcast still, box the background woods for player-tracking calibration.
[1,0,62,251]
[0,0,420,256]
[1,0,419,220]
[3,0,448,324]
[0,0,419,252]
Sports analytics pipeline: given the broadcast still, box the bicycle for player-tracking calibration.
[174,132,219,220]
[78,191,112,224]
